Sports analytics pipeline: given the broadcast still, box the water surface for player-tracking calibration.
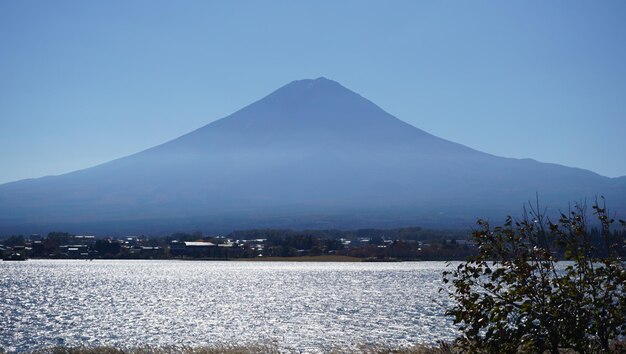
[0,260,458,352]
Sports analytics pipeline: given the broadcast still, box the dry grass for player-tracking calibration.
[8,342,456,354]
[330,342,456,354]
[20,341,626,353]
[26,343,280,354]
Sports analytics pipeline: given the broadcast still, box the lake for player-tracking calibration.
[0,260,459,353]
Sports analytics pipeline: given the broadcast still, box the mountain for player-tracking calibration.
[1,77,624,235]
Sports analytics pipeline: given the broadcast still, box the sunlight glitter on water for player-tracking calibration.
[0,260,459,352]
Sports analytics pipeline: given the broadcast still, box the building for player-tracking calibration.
[169,241,236,259]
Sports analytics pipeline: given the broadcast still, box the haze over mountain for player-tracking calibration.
[1,78,624,235]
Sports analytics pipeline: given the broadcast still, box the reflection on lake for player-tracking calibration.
[0,260,458,352]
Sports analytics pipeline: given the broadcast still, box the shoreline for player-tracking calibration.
[3,255,467,263]
[232,254,363,262]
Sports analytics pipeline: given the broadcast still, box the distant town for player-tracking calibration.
[0,227,477,261]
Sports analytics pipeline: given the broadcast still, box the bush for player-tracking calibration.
[443,198,626,353]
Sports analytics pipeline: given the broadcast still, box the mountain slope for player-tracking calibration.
[1,78,624,235]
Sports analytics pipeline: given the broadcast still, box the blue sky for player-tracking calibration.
[1,0,625,184]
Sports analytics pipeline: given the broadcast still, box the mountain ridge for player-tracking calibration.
[0,78,624,235]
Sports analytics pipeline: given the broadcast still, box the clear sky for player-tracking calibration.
[1,1,625,184]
